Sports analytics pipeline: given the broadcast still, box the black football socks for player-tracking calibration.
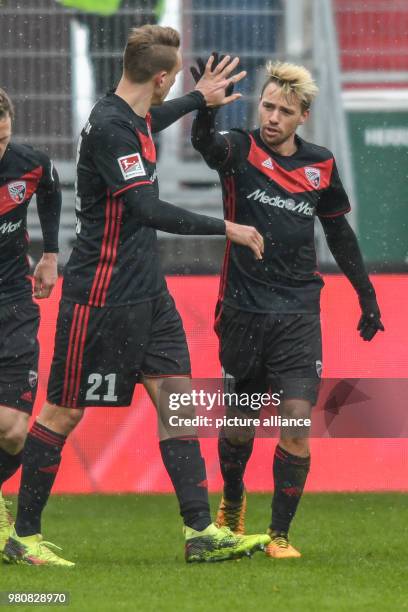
[218,429,254,502]
[15,421,66,536]
[159,438,211,532]
[271,444,310,535]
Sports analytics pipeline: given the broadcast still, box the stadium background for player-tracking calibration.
[2,0,407,495]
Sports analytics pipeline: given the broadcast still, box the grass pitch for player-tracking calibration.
[1,493,407,611]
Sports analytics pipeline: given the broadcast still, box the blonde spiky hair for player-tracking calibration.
[261,61,319,111]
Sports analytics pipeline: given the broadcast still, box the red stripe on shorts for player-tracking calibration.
[71,305,91,407]
[62,303,80,406]
[64,305,86,407]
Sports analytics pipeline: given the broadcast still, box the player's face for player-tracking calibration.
[152,49,183,105]
[0,114,11,161]
[258,83,309,150]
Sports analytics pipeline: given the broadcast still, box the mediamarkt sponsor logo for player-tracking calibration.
[0,219,23,234]
[247,189,314,217]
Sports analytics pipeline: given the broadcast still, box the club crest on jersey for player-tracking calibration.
[8,181,26,203]
[262,157,274,170]
[117,152,146,180]
[305,167,321,188]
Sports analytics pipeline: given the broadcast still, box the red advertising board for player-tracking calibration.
[4,275,408,493]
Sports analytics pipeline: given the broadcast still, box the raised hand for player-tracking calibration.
[191,52,246,108]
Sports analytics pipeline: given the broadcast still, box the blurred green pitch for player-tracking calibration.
[2,493,407,611]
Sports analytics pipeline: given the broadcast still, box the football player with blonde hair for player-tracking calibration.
[192,57,383,558]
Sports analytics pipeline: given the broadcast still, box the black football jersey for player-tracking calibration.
[0,143,60,305]
[212,129,350,313]
[62,92,168,307]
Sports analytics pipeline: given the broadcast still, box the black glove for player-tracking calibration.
[357,294,384,341]
[190,51,235,97]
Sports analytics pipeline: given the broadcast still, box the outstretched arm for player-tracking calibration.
[122,185,263,260]
[150,91,206,133]
[123,183,225,235]
[320,215,384,340]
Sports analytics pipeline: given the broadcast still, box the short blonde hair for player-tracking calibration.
[261,61,319,111]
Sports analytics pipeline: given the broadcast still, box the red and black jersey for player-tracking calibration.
[62,92,167,307]
[0,143,60,305]
[206,128,350,313]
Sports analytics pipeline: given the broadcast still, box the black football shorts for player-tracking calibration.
[216,303,322,405]
[0,300,40,414]
[47,293,191,408]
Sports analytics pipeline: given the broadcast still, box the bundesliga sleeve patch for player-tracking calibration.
[117,153,146,180]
